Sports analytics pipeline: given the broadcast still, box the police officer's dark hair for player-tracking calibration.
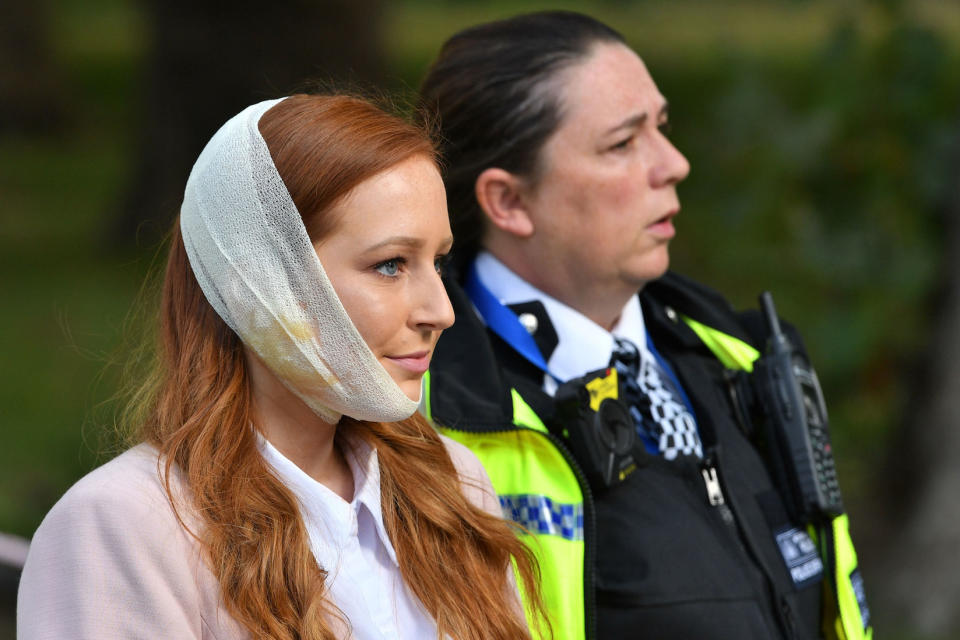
[418,11,625,267]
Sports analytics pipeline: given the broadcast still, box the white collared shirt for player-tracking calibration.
[258,434,436,639]
[474,251,650,394]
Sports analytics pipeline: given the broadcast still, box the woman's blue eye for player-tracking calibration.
[434,255,449,274]
[375,259,401,277]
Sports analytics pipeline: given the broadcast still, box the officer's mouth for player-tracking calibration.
[646,209,678,238]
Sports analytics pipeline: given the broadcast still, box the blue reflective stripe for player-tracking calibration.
[499,494,584,541]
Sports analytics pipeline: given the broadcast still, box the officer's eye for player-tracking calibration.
[609,136,634,152]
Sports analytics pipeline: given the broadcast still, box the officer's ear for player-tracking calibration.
[475,168,534,238]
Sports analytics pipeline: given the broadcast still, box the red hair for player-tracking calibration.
[128,94,546,639]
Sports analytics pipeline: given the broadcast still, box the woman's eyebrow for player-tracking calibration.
[603,102,670,136]
[364,236,424,252]
[604,112,647,136]
[362,234,454,253]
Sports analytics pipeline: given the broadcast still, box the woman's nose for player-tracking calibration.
[412,269,455,332]
[650,136,690,188]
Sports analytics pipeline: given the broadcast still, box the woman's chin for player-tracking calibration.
[622,247,671,289]
[396,376,425,403]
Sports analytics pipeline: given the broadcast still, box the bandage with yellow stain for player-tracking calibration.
[247,314,340,392]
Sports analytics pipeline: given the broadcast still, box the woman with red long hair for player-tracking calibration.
[17,94,545,639]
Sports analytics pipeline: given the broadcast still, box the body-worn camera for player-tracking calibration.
[552,368,639,489]
[752,292,844,523]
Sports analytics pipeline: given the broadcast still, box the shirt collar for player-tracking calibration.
[474,251,649,384]
[341,435,397,566]
[256,430,399,567]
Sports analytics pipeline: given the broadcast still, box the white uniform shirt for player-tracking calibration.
[474,250,650,394]
[258,435,436,639]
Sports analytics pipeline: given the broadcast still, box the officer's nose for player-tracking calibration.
[650,134,690,189]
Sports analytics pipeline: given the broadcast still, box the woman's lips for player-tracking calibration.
[384,351,431,374]
[646,210,677,239]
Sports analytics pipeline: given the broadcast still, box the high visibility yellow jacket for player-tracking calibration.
[426,270,872,640]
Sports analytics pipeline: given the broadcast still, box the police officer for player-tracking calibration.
[419,11,871,640]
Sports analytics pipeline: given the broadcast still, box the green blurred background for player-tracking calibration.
[3,0,959,637]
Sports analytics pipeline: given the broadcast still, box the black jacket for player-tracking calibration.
[430,270,824,640]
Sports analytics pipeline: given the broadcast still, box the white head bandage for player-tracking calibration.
[179,98,419,424]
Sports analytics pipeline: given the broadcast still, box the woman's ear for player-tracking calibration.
[474,168,534,238]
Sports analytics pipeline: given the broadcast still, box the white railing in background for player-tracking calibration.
[0,533,29,570]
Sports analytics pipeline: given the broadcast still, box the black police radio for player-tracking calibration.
[752,292,844,523]
[551,368,639,489]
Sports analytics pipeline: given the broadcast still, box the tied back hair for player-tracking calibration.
[124,93,546,639]
[417,10,624,271]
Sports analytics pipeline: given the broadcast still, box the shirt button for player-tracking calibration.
[665,306,679,322]
[518,312,538,334]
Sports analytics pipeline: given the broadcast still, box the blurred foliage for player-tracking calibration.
[0,0,147,540]
[657,9,959,502]
[1,0,958,586]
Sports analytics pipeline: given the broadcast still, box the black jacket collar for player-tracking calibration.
[429,271,755,434]
[428,274,516,431]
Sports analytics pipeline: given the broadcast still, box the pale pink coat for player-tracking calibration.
[17,436,507,639]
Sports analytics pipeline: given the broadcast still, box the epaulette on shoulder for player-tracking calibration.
[645,272,743,334]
